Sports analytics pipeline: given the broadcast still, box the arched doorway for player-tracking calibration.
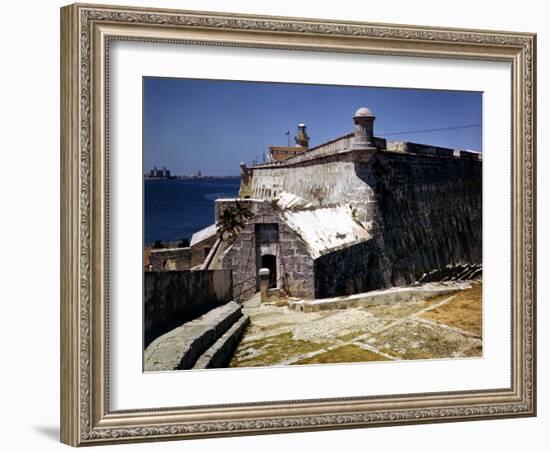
[260,254,277,288]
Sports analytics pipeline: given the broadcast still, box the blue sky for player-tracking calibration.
[143,77,482,176]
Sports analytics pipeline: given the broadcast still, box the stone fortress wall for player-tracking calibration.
[144,269,233,347]
[314,151,482,297]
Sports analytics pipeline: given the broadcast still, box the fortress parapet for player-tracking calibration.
[386,141,481,160]
[253,108,480,171]
[240,107,482,204]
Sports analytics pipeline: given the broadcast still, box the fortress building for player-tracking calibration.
[222,106,482,301]
[152,107,482,303]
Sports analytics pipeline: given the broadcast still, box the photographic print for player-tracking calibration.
[142,78,483,372]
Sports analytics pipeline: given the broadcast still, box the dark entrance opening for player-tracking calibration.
[261,254,277,288]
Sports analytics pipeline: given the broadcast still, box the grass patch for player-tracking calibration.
[419,283,482,336]
[292,344,390,365]
[336,330,369,342]
[259,321,296,331]
[362,344,403,359]
[274,301,289,307]
[229,332,326,367]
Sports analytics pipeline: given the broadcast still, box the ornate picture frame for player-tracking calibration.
[60,3,536,446]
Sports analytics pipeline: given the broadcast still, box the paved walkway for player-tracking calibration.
[229,282,482,367]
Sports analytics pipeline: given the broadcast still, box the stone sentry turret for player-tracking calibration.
[352,106,376,150]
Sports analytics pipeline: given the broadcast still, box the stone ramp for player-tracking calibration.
[288,281,473,312]
[144,301,247,371]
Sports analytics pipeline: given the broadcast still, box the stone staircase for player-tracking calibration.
[144,301,249,371]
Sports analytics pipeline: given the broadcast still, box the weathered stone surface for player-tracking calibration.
[193,314,250,369]
[144,301,243,372]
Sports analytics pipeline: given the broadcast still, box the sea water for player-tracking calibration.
[144,178,240,244]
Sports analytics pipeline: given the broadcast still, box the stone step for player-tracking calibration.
[193,314,250,370]
[144,301,243,371]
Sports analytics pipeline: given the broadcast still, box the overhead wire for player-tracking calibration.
[378,123,482,137]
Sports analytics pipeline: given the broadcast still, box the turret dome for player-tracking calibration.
[354,107,375,117]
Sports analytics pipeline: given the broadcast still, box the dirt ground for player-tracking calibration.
[229,282,482,368]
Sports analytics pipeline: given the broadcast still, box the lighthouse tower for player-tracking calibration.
[295,123,310,148]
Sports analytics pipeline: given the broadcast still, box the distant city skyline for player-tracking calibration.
[144,77,482,176]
